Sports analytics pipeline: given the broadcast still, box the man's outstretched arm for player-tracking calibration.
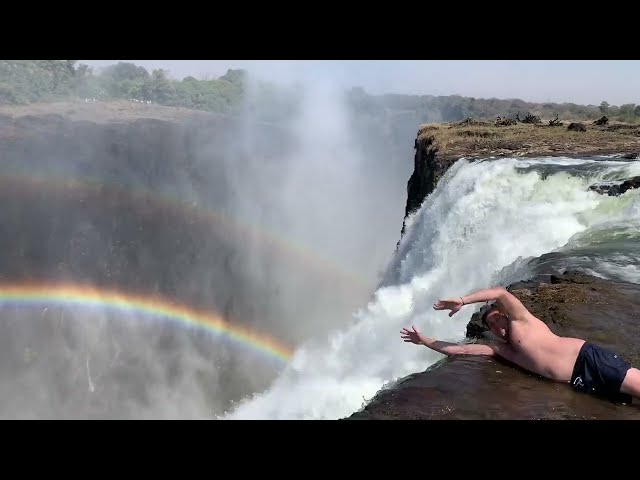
[400,326,497,356]
[434,286,531,321]
[459,287,510,306]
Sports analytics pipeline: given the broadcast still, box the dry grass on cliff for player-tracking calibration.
[417,118,640,159]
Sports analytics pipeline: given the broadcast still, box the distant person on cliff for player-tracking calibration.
[400,286,640,404]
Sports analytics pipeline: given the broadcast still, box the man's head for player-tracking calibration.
[480,302,509,340]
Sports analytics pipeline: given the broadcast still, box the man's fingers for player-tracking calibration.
[434,299,457,310]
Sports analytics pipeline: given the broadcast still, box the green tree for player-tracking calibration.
[619,104,635,116]
[148,69,175,103]
[220,68,247,86]
[599,101,609,115]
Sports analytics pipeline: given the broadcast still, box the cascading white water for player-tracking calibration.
[221,156,640,420]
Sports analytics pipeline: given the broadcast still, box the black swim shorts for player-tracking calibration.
[570,342,632,403]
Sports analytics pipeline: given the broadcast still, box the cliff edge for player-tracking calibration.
[399,117,640,238]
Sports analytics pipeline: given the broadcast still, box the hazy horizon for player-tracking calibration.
[78,60,639,107]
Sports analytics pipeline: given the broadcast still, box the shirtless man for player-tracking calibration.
[400,286,640,404]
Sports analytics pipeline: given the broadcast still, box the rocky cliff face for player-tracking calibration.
[399,136,458,239]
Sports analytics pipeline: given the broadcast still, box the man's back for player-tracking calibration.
[424,286,638,403]
[503,313,586,382]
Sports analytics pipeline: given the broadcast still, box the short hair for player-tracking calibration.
[480,302,499,327]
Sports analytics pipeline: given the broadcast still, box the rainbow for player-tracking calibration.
[0,171,370,290]
[0,282,293,364]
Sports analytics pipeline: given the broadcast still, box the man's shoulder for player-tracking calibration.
[507,309,539,322]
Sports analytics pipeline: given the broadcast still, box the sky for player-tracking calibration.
[78,60,639,106]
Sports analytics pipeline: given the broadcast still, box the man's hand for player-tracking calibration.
[400,325,500,357]
[400,326,426,345]
[433,297,464,317]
